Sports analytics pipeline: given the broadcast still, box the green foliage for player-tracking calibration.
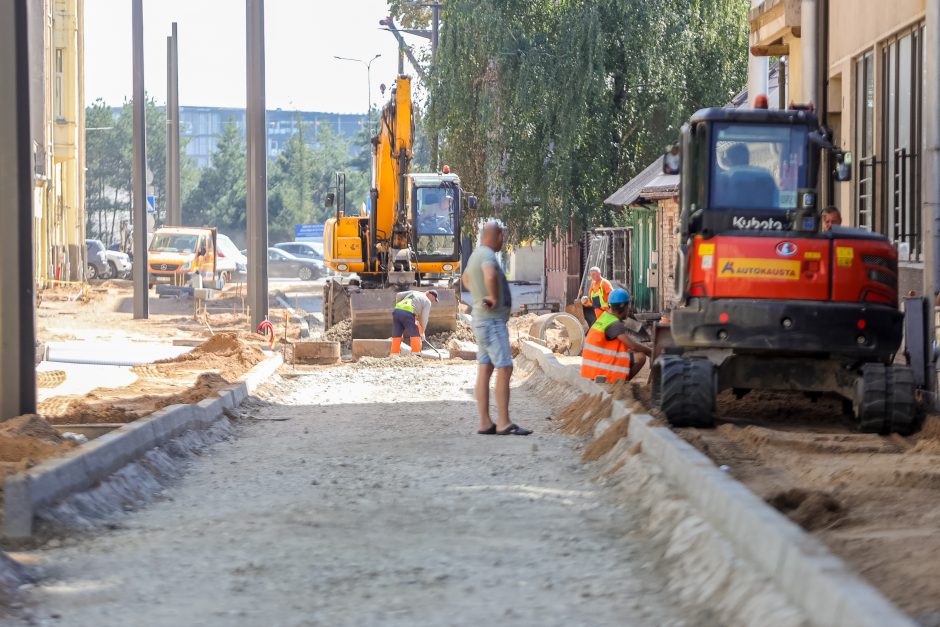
[423,0,750,240]
[268,122,371,243]
[85,96,199,245]
[183,119,247,237]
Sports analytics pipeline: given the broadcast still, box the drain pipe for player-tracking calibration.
[925,1,940,301]
[923,0,940,405]
[801,0,818,107]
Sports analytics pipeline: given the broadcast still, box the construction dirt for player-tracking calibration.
[618,379,940,622]
[38,332,267,425]
[0,415,76,486]
[36,281,303,346]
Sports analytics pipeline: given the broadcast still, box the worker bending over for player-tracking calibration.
[392,289,439,354]
[579,266,613,325]
[581,288,652,382]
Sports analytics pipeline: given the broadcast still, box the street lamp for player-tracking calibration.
[333,53,382,135]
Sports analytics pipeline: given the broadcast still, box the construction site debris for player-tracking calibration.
[322,318,353,351]
[37,370,67,389]
[427,319,474,347]
[356,356,426,369]
[39,332,267,425]
[0,415,76,485]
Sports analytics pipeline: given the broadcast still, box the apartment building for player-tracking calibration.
[28,0,85,286]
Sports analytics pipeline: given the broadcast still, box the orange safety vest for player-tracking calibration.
[589,278,612,319]
[580,311,633,383]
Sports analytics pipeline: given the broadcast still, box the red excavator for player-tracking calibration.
[653,103,927,434]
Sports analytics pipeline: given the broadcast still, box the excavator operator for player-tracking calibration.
[392,289,439,354]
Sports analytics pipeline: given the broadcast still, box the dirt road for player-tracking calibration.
[14,361,716,626]
[674,390,940,623]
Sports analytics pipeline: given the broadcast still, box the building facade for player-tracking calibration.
[29,0,86,286]
[179,107,369,168]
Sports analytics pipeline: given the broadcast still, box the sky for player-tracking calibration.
[84,0,427,114]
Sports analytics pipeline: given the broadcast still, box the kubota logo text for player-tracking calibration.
[718,258,800,281]
[732,216,785,230]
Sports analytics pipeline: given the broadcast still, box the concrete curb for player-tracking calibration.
[4,353,283,539]
[518,340,915,627]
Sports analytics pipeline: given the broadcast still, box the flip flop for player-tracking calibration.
[496,424,533,436]
[477,425,497,435]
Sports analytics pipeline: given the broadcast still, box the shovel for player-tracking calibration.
[422,337,444,360]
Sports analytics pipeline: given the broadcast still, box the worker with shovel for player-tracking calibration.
[392,289,439,355]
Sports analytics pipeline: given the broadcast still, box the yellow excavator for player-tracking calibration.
[323,75,475,339]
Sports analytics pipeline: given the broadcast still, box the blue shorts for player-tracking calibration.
[392,309,419,338]
[472,318,513,368]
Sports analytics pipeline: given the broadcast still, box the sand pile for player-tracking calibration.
[40,333,268,425]
[149,331,266,380]
[553,393,612,436]
[0,415,76,484]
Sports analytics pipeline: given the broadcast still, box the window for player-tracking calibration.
[414,186,457,257]
[854,51,875,230]
[54,48,64,120]
[709,123,809,211]
[882,26,924,261]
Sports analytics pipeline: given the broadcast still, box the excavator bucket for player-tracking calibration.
[349,288,458,339]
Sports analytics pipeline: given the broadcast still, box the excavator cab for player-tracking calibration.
[652,106,922,435]
[410,173,464,279]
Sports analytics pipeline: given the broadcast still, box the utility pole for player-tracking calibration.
[132,0,149,319]
[0,0,37,420]
[166,22,181,226]
[429,2,441,171]
[246,0,268,329]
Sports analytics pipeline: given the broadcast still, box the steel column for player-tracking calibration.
[132,0,149,319]
[166,22,181,226]
[247,0,268,329]
[0,0,37,419]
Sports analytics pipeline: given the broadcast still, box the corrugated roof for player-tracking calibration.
[605,61,784,207]
[604,156,664,207]
[640,172,679,199]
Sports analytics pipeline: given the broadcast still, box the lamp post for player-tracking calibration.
[333,54,382,135]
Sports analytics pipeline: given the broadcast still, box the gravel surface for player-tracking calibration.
[16,362,715,627]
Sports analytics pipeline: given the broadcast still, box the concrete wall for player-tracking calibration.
[507,242,544,283]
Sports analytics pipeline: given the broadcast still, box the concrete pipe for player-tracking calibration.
[528,313,585,356]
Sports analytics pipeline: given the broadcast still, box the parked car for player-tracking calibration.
[216,233,247,283]
[85,239,110,280]
[273,241,327,276]
[104,248,132,279]
[147,226,219,289]
[267,247,323,281]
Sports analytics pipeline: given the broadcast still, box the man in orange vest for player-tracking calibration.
[579,266,613,325]
[581,288,651,383]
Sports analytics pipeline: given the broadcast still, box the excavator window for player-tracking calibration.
[710,123,808,211]
[415,186,458,256]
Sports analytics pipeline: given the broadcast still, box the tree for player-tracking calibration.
[85,95,198,245]
[267,122,371,242]
[183,118,247,238]
[422,0,750,240]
